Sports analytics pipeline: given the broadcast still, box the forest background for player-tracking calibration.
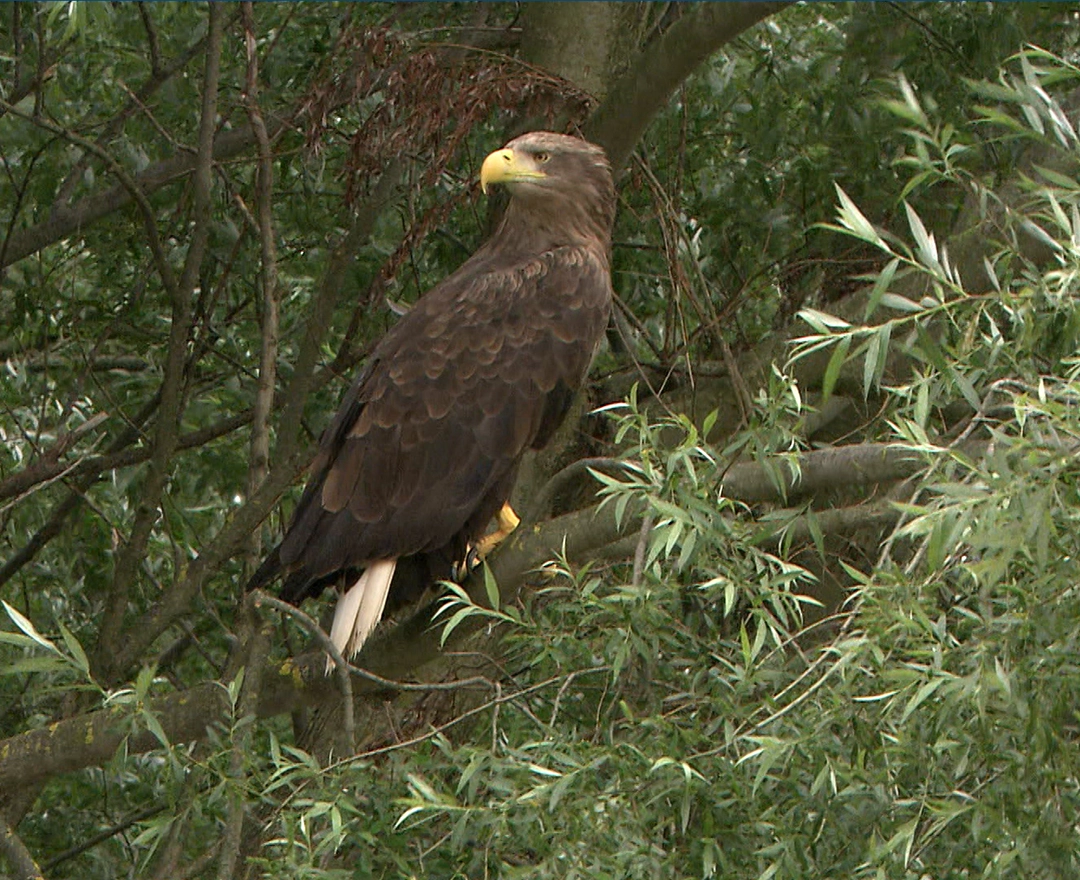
[1,3,1079,878]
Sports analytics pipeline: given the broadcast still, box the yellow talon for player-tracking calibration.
[454,504,521,580]
[474,503,521,557]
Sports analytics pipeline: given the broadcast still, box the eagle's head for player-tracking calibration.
[480,131,615,250]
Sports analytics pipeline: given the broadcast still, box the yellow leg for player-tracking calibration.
[473,502,521,558]
[454,504,521,580]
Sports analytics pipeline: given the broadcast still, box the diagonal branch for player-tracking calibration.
[0,116,292,270]
[104,165,400,679]
[585,2,791,170]
[0,809,44,880]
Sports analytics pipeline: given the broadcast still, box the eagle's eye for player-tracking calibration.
[534,151,550,164]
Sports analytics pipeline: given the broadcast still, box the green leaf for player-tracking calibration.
[904,201,938,270]
[798,307,851,332]
[0,655,73,676]
[821,334,851,404]
[833,184,884,247]
[141,707,171,750]
[865,257,900,320]
[483,562,500,611]
[1033,163,1080,190]
[862,322,891,398]
[880,292,924,313]
[2,602,59,654]
[57,621,91,676]
[901,676,949,723]
[702,408,719,440]
[439,606,477,646]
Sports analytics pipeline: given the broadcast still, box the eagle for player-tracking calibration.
[247,132,615,664]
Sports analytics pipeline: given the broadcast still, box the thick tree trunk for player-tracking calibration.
[518,2,649,102]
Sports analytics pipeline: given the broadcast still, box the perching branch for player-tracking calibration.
[0,435,980,791]
[719,442,934,504]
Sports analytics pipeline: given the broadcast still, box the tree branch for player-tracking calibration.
[95,5,226,683]
[216,601,268,880]
[240,1,281,572]
[585,2,791,170]
[0,115,291,270]
[50,17,214,211]
[271,162,402,465]
[720,442,933,504]
[0,810,43,880]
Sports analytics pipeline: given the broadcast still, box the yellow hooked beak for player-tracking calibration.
[480,148,547,194]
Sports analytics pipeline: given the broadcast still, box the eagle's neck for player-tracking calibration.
[493,197,611,261]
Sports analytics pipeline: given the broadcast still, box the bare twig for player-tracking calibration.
[252,591,495,695]
[51,18,211,209]
[137,2,162,74]
[42,804,167,872]
[0,98,180,299]
[249,591,355,752]
[0,114,291,269]
[333,668,610,770]
[272,163,402,465]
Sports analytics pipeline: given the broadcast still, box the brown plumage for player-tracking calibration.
[247,132,615,661]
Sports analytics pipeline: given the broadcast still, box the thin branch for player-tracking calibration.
[333,668,610,770]
[137,2,162,75]
[51,18,211,209]
[250,592,355,752]
[241,0,281,572]
[253,591,496,695]
[103,166,401,679]
[106,448,308,679]
[42,804,167,873]
[217,598,268,880]
[0,392,164,591]
[0,351,365,505]
[272,163,402,465]
[0,97,180,299]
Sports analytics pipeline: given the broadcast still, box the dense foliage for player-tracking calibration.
[2,3,1079,878]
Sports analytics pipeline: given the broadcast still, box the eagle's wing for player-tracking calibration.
[251,245,610,604]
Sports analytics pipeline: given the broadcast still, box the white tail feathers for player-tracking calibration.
[326,558,397,672]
